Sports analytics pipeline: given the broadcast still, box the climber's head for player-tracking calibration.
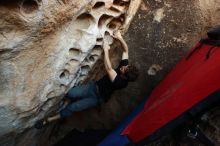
[207,25,220,40]
[120,64,139,82]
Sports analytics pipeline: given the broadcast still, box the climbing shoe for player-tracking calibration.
[34,119,48,129]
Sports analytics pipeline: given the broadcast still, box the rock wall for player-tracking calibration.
[0,0,141,145]
[53,0,220,145]
[124,0,220,145]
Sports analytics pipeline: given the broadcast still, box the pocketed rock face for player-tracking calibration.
[54,0,220,145]
[0,0,141,145]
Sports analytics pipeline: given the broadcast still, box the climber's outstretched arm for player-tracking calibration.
[114,31,129,60]
[103,41,117,82]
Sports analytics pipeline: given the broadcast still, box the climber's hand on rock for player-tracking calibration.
[103,41,110,51]
[113,30,122,39]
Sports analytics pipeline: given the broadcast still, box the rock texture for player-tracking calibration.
[124,0,220,145]
[0,0,141,145]
[1,0,220,146]
[53,0,220,145]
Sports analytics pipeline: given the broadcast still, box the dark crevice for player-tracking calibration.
[108,14,125,26]
[0,0,40,12]
[60,69,70,80]
[21,0,39,14]
[108,23,117,30]
[69,48,81,56]
[0,0,22,9]
[98,14,113,27]
[113,0,129,6]
[93,45,102,52]
[81,65,90,75]
[54,129,111,146]
[92,2,105,9]
[96,38,103,42]
[109,6,121,13]
[89,55,98,62]
[89,56,95,62]
[61,0,69,4]
[104,31,111,37]
[75,13,94,30]
[76,13,94,21]
[47,91,55,98]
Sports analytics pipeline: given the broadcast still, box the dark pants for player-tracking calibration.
[60,81,101,118]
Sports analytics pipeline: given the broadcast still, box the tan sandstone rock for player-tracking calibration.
[1,0,220,146]
[0,0,141,145]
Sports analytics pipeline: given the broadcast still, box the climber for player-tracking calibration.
[34,31,139,129]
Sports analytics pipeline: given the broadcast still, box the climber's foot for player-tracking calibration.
[34,118,48,129]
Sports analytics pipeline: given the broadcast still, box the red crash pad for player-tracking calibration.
[122,40,220,142]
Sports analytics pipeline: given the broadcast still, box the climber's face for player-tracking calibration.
[120,66,129,75]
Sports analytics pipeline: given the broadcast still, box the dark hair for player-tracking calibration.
[126,64,139,82]
[207,25,220,40]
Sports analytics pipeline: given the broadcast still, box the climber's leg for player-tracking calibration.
[65,84,90,100]
[59,96,98,118]
[47,114,61,122]
[61,81,99,118]
[34,81,99,129]
[34,114,61,129]
[35,96,98,129]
